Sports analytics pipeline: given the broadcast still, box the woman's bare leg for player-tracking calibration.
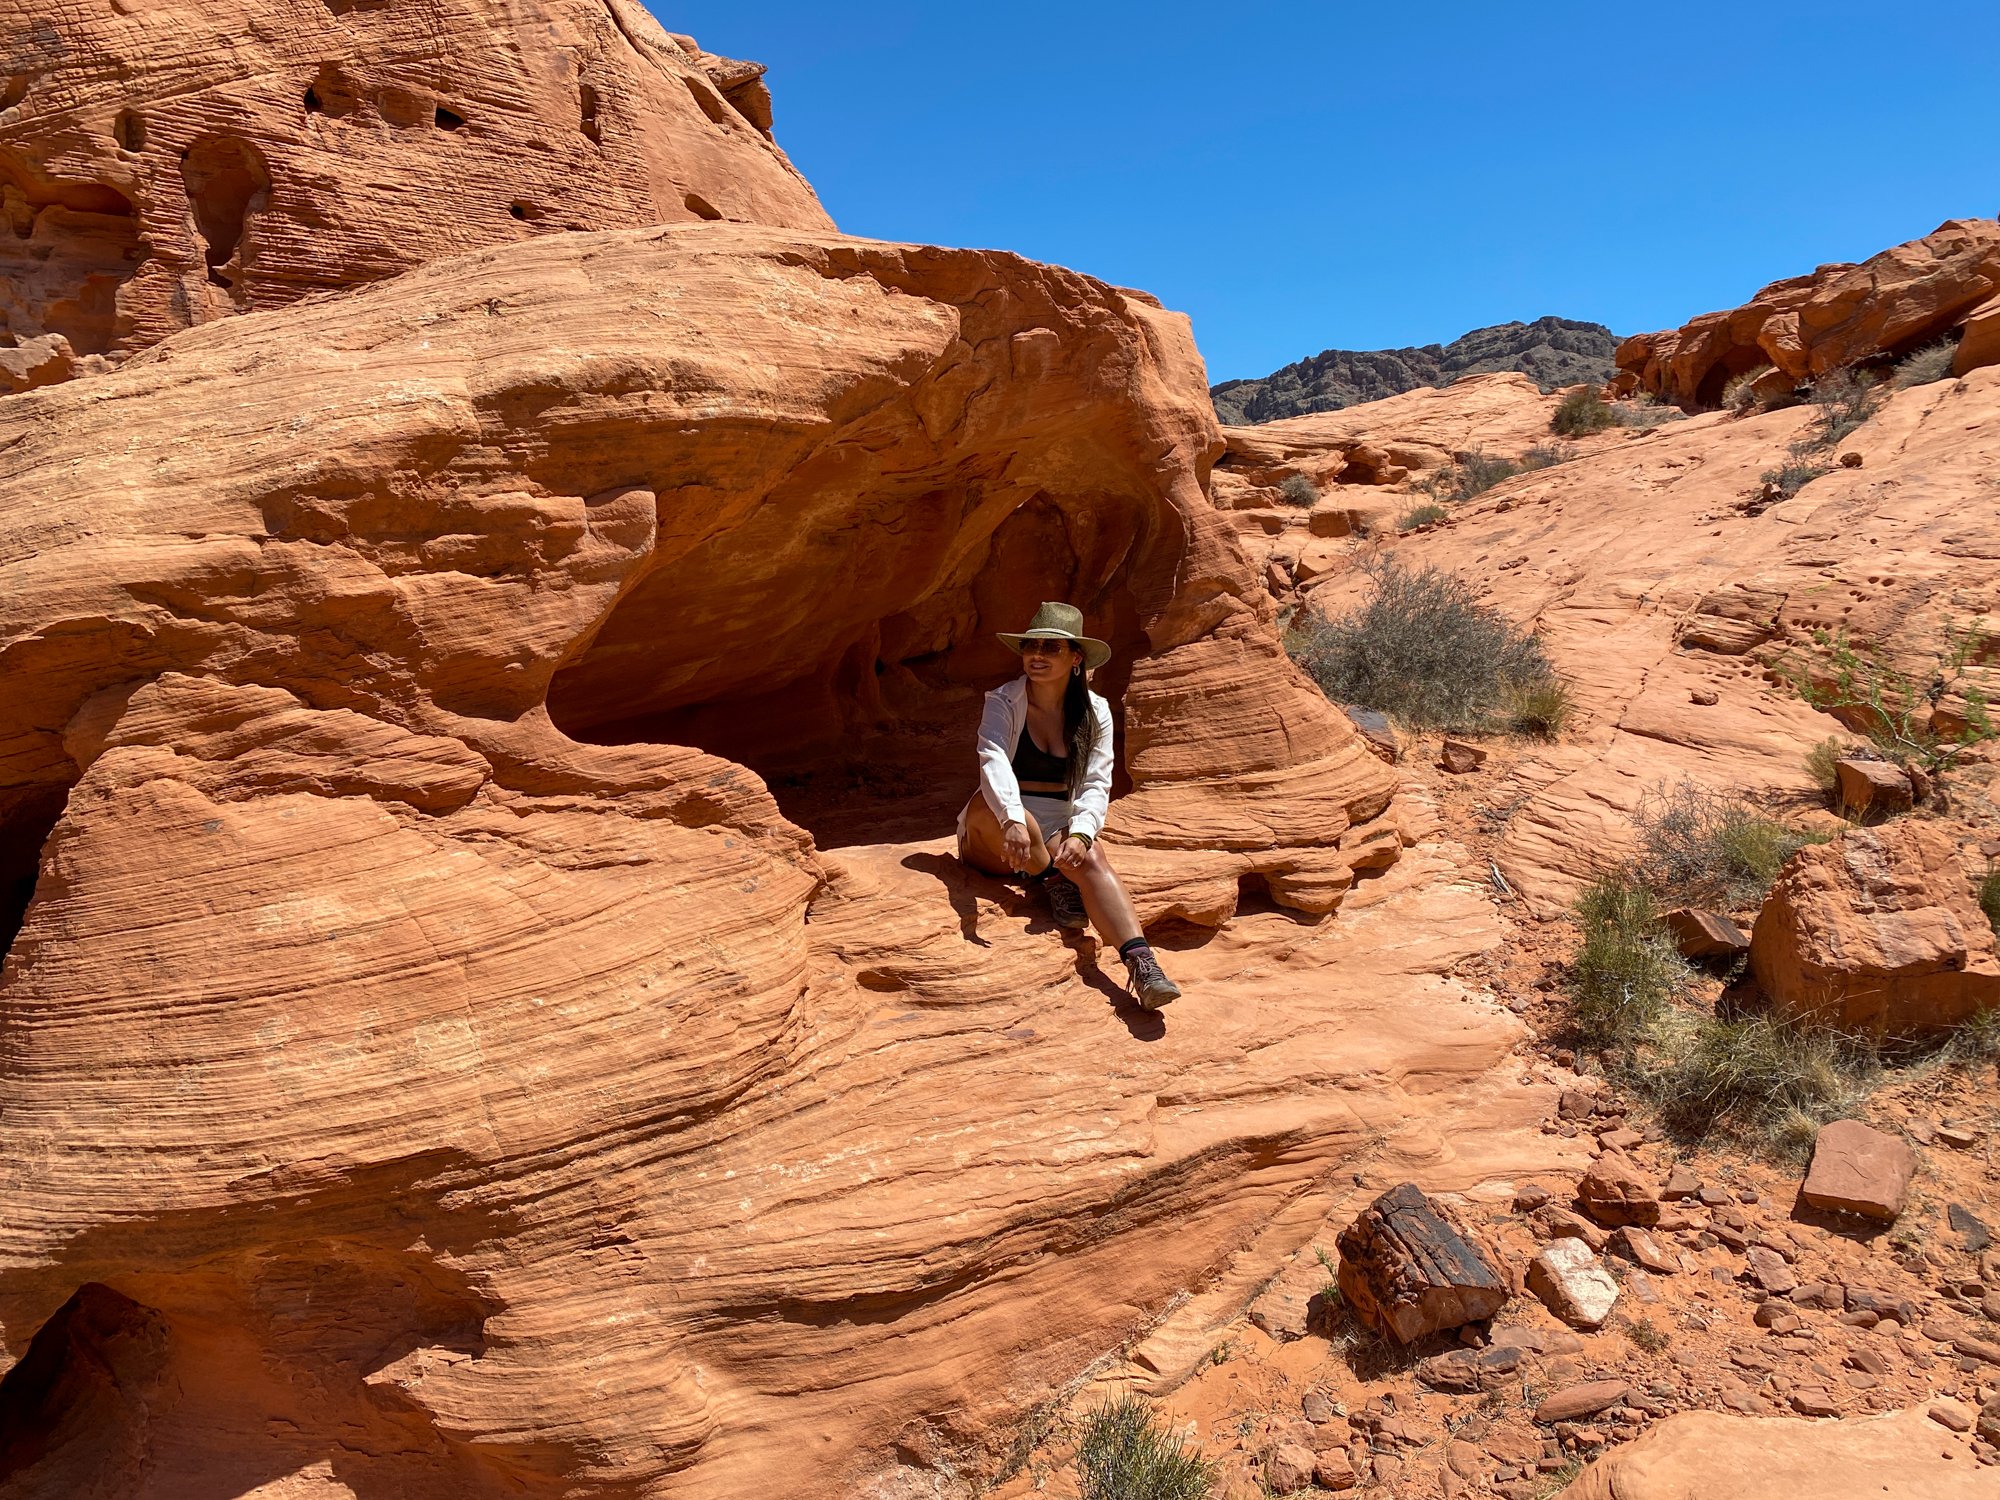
[1064,841,1144,948]
[959,795,1050,878]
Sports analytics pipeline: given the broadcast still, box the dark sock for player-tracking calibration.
[1118,937,1151,962]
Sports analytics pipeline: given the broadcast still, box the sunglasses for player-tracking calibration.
[1019,638,1077,655]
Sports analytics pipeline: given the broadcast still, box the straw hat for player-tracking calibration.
[997,601,1110,671]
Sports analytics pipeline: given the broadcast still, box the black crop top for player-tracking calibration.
[1011,723,1070,785]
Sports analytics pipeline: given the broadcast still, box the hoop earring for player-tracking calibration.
[1071,665,1082,677]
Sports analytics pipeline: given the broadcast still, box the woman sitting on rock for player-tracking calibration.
[957,602,1181,1009]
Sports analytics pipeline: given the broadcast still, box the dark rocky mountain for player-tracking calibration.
[1211,316,1620,425]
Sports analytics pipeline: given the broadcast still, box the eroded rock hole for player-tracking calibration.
[306,63,359,118]
[0,75,33,112]
[0,784,66,973]
[508,201,535,222]
[376,87,426,128]
[434,105,465,131]
[682,191,722,221]
[304,86,322,113]
[579,80,601,144]
[0,149,144,354]
[112,109,144,152]
[547,492,1139,851]
[0,1283,169,1490]
[180,135,270,296]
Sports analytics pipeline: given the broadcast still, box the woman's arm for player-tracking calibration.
[1066,694,1116,842]
[975,685,1027,829]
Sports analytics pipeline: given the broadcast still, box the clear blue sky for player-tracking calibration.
[653,3,2000,384]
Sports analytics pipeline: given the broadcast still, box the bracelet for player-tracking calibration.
[1069,831,1094,850]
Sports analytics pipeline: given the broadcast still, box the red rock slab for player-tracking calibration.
[1833,757,1912,815]
[1553,1405,1989,1499]
[1535,1380,1629,1424]
[1662,907,1750,961]
[1800,1120,1917,1222]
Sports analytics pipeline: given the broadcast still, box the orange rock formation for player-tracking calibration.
[0,0,829,377]
[1613,218,2000,406]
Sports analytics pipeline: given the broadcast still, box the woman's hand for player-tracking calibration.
[1054,833,1090,874]
[1002,820,1033,871]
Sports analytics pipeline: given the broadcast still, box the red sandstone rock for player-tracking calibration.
[1576,1151,1661,1228]
[0,221,1491,1499]
[1552,1405,1988,1499]
[1662,908,1750,961]
[1800,1120,1917,1222]
[1615,219,2000,407]
[1750,823,2000,1035]
[1832,757,1912,815]
[0,0,831,369]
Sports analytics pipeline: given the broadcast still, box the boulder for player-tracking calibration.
[1609,1226,1674,1274]
[1439,739,1488,774]
[1576,1151,1661,1227]
[1800,1120,1917,1222]
[1313,1448,1358,1491]
[1749,822,2000,1035]
[1552,1405,1990,1500]
[1661,908,1749,961]
[1527,1239,1619,1329]
[1535,1380,1629,1424]
[1336,1184,1511,1344]
[1832,757,1912,815]
[1265,1442,1317,1495]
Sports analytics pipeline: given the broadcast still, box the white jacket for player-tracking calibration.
[975,675,1116,841]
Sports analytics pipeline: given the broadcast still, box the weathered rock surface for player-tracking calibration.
[1298,362,2000,911]
[0,221,1541,1499]
[1833,756,1914,815]
[1554,1405,1989,1499]
[1799,1120,1918,1223]
[1750,822,2000,1035]
[1575,1151,1661,1228]
[0,0,830,367]
[1614,219,2000,406]
[1527,1238,1619,1329]
[1336,1184,1511,1343]
[1662,908,1750,961]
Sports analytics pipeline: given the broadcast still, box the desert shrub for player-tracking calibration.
[1632,779,1818,910]
[1551,387,1619,436]
[1945,1001,2000,1064]
[1980,864,2000,939]
[1774,623,1997,774]
[1397,502,1448,531]
[1624,1318,1669,1354]
[1893,340,1958,389]
[1506,676,1574,739]
[1723,366,1774,415]
[1421,448,1520,505]
[1612,393,1688,429]
[1638,1011,1871,1155]
[1519,443,1567,471]
[1792,367,1880,452]
[1075,1397,1214,1500]
[1568,874,1690,1047]
[1756,461,1830,502]
[1803,736,1849,793]
[1276,473,1318,508]
[1289,560,1556,730]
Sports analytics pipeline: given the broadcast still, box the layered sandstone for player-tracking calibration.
[1614,218,2000,406]
[1285,367,2000,908]
[0,223,1524,1499]
[0,0,830,372]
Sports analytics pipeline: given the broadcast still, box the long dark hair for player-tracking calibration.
[1063,653,1096,801]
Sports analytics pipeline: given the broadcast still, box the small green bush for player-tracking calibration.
[1756,461,1830,503]
[1893,340,1958,390]
[1551,387,1620,436]
[1507,676,1574,739]
[1633,779,1818,910]
[1803,736,1848,793]
[1568,875,1690,1048]
[1640,1011,1871,1154]
[1773,623,1997,774]
[1276,473,1318,508]
[1397,502,1448,531]
[1288,560,1556,731]
[1520,443,1567,471]
[1793,367,1880,452]
[1421,449,1520,505]
[1979,864,2000,939]
[1075,1397,1214,1500]
[1612,394,1688,429]
[1723,366,1774,415]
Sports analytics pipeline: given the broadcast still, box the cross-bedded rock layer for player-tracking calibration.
[0,0,830,378]
[0,223,1515,1498]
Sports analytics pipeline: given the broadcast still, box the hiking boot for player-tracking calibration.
[1046,872,1090,930]
[1121,944,1181,1009]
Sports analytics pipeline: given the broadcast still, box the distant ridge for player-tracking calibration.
[1212,315,1620,425]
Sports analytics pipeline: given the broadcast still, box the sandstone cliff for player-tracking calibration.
[0,0,831,382]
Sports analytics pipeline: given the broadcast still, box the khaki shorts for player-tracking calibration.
[957,793,1074,861]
